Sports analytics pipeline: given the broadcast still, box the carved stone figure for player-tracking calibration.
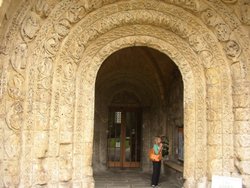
[199,50,214,68]
[224,40,241,60]
[67,4,86,23]
[37,58,53,77]
[63,62,75,80]
[21,12,41,41]
[5,102,23,132]
[8,74,25,100]
[188,34,206,52]
[240,0,250,25]
[54,19,71,38]
[10,43,28,74]
[44,35,60,56]
[35,0,51,18]
[4,133,21,158]
[201,9,218,27]
[214,23,231,41]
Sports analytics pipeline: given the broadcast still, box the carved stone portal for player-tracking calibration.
[0,0,249,187]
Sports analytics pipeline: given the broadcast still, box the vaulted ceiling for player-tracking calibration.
[95,46,182,107]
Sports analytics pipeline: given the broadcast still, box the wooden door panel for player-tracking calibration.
[107,108,141,168]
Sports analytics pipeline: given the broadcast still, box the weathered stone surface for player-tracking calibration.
[234,108,250,121]
[235,134,250,147]
[234,121,250,134]
[235,160,250,175]
[0,0,249,187]
[233,94,250,108]
[235,147,250,160]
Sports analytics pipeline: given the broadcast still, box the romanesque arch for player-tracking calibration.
[0,0,249,187]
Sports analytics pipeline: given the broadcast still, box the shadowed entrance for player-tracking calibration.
[93,46,183,185]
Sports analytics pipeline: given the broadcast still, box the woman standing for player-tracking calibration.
[151,136,163,187]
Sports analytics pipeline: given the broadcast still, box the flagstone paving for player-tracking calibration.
[94,169,183,188]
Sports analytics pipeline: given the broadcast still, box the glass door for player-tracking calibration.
[107,107,141,168]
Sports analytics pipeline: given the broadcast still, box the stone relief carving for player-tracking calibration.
[59,155,73,182]
[0,1,29,53]
[54,19,71,38]
[161,0,199,11]
[240,0,250,25]
[224,40,241,61]
[35,0,51,18]
[34,132,49,158]
[2,21,29,187]
[221,0,237,3]
[188,34,207,52]
[0,0,249,187]
[232,61,247,81]
[199,50,215,68]
[21,12,42,41]
[207,0,239,29]
[200,5,245,66]
[84,0,103,11]
[63,62,76,80]
[33,160,48,185]
[37,58,53,78]
[48,3,227,187]
[35,103,50,130]
[8,74,25,100]
[201,9,219,27]
[10,43,28,74]
[44,35,60,56]
[214,23,231,42]
[8,42,27,100]
[4,133,21,158]
[5,102,23,132]
[66,44,82,64]
[3,161,20,187]
[206,68,220,85]
[28,3,80,185]
[59,145,72,182]
[66,4,86,23]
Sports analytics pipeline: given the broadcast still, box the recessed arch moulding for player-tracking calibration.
[0,0,249,187]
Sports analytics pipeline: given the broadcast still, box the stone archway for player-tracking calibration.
[76,34,203,187]
[93,46,184,175]
[1,0,250,187]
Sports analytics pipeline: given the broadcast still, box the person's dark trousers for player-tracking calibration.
[151,161,161,186]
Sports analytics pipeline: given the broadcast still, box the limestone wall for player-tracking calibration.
[0,0,250,187]
[166,70,184,161]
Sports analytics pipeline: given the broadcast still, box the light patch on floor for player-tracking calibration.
[94,169,183,188]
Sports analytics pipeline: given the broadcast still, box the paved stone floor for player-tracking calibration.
[94,169,183,188]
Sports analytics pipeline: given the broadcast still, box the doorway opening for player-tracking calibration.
[93,46,183,185]
[107,105,142,168]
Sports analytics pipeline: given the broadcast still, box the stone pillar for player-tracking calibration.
[142,108,151,172]
[73,76,95,187]
[233,81,250,187]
